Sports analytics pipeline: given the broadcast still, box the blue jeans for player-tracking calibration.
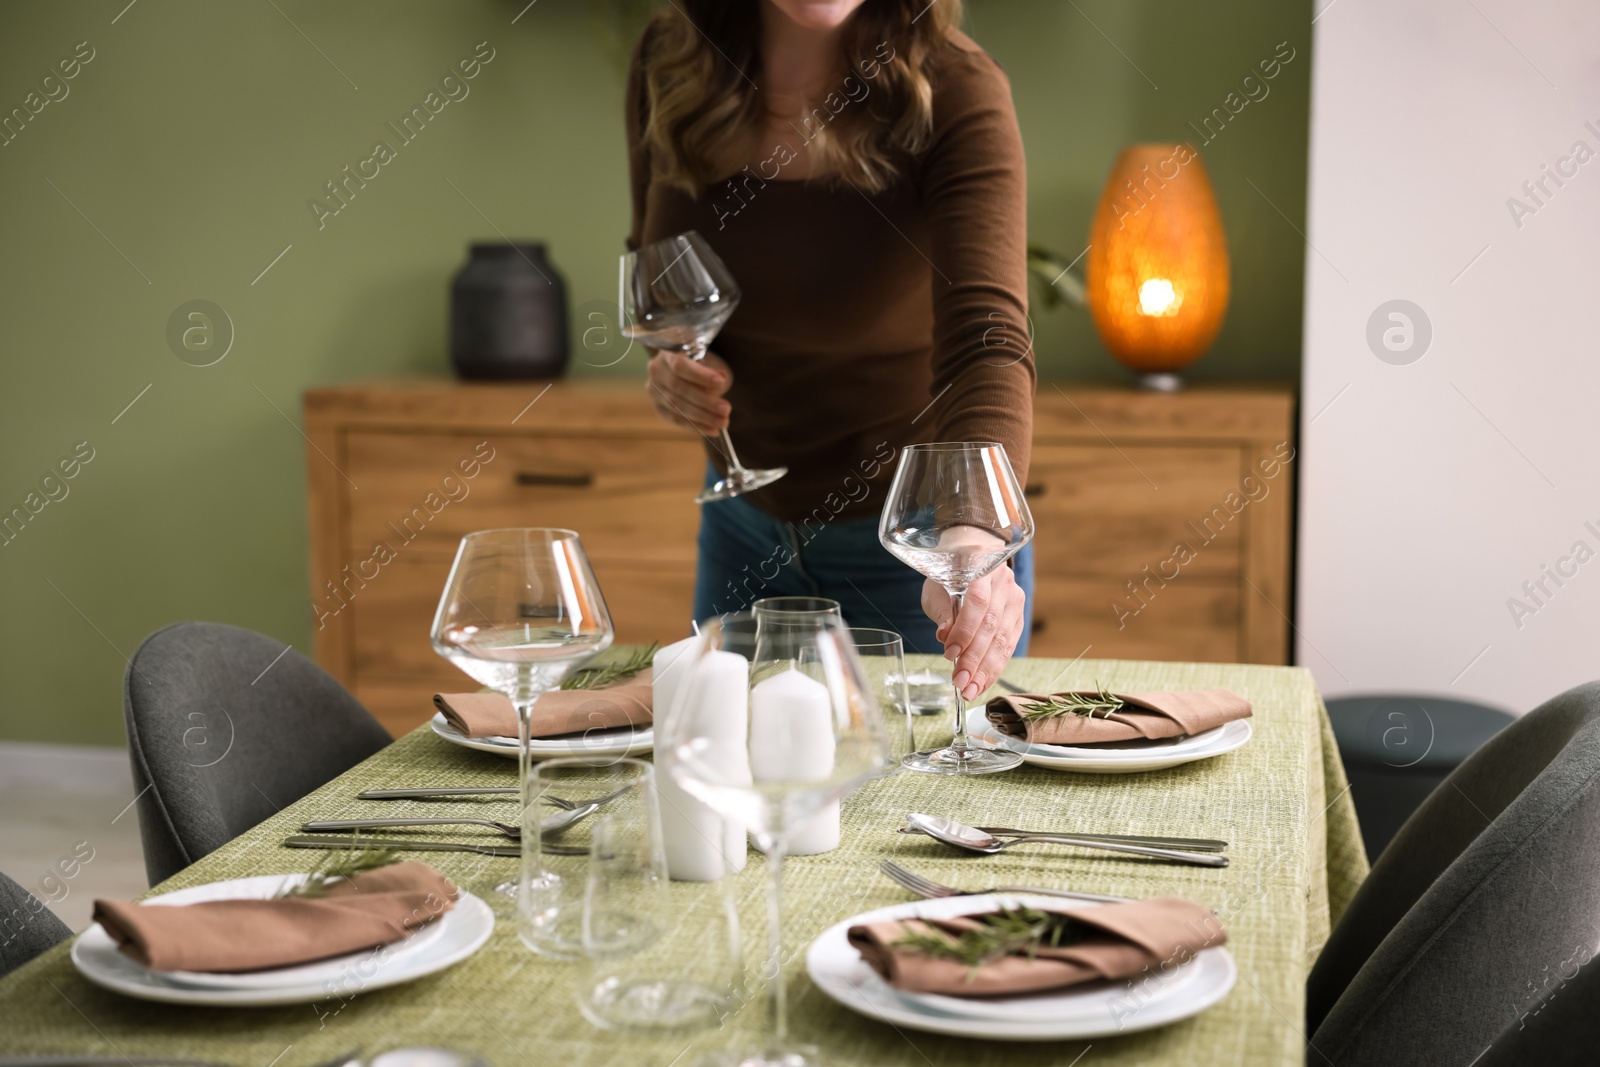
[692,469,1033,658]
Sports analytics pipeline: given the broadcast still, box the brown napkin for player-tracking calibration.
[849,897,1225,997]
[92,861,458,973]
[986,688,1251,746]
[434,669,653,739]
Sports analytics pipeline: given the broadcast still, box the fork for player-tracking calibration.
[356,784,631,810]
[879,858,1131,905]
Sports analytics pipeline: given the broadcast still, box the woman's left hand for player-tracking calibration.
[921,565,1027,701]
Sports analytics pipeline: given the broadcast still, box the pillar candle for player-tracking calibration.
[653,639,750,880]
[749,668,841,856]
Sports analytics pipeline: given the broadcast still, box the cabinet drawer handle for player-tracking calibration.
[515,470,594,488]
[1023,482,1046,498]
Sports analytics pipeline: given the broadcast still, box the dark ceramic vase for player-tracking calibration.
[450,242,569,380]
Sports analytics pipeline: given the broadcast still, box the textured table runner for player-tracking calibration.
[0,655,1365,1065]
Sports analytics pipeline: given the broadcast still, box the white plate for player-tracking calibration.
[972,715,1252,774]
[806,893,1235,1041]
[1023,725,1228,760]
[429,712,653,761]
[71,874,494,1007]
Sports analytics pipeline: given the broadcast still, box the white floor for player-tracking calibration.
[0,742,149,931]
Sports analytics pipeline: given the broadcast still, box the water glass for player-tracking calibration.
[848,628,915,762]
[520,758,655,960]
[579,804,741,1033]
[750,595,840,620]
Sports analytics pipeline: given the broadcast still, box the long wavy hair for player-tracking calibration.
[640,1,964,194]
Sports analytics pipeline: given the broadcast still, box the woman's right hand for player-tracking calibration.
[645,349,733,435]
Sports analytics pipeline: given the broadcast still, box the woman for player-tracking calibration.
[626,0,1034,703]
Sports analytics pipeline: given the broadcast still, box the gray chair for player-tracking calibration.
[0,871,72,977]
[1477,952,1600,1066]
[1327,694,1513,859]
[124,621,391,886]
[1306,680,1600,1064]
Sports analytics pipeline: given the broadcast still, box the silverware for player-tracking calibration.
[302,800,598,841]
[879,859,1131,905]
[356,783,634,812]
[358,787,517,800]
[0,1052,360,1067]
[897,822,1227,852]
[282,834,572,857]
[995,677,1027,694]
[0,1059,239,1067]
[907,813,1229,868]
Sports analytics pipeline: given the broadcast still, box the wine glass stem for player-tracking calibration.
[764,833,790,1044]
[717,427,749,477]
[688,343,749,477]
[948,589,969,752]
[512,663,544,830]
[514,695,536,825]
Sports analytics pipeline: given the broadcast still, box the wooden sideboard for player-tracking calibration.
[304,379,1296,735]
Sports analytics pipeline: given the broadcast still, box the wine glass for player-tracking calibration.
[430,528,615,903]
[878,442,1034,775]
[658,613,890,1067]
[620,231,787,503]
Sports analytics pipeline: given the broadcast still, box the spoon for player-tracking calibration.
[907,813,1229,868]
[302,801,599,841]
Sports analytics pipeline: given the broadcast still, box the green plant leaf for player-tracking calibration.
[1017,685,1125,722]
[560,643,657,691]
[894,907,1091,980]
[277,845,402,899]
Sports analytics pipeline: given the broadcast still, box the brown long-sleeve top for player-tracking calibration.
[625,29,1034,524]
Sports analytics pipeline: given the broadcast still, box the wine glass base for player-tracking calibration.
[697,466,788,504]
[901,744,1022,775]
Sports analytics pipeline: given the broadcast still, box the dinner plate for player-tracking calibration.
[71,874,493,1007]
[806,893,1235,1041]
[429,712,653,761]
[1023,724,1229,760]
[970,714,1252,774]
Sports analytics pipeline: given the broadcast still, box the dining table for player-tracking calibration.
[0,652,1367,1065]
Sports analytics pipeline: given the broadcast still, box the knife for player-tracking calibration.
[897,824,1228,852]
[281,834,576,857]
[357,787,517,799]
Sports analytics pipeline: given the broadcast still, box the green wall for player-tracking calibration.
[0,0,1310,746]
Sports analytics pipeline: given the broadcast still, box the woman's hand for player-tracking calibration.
[645,349,733,435]
[921,564,1027,702]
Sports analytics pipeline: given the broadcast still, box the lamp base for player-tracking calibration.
[1137,372,1184,393]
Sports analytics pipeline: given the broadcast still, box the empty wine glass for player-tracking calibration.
[657,614,890,1067]
[621,231,787,504]
[878,443,1034,775]
[430,528,615,902]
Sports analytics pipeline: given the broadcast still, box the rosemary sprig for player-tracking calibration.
[1016,685,1125,722]
[894,907,1090,979]
[276,846,402,899]
[560,642,658,691]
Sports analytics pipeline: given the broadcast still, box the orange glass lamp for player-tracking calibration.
[1086,143,1230,391]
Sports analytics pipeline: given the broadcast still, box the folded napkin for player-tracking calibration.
[434,669,653,739]
[92,861,458,973]
[986,688,1251,747]
[848,897,1224,997]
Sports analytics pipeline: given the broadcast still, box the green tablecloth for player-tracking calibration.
[0,656,1366,1064]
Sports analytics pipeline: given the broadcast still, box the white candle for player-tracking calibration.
[750,668,840,856]
[653,640,750,880]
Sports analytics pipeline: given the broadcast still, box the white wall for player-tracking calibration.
[1299,0,1600,713]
